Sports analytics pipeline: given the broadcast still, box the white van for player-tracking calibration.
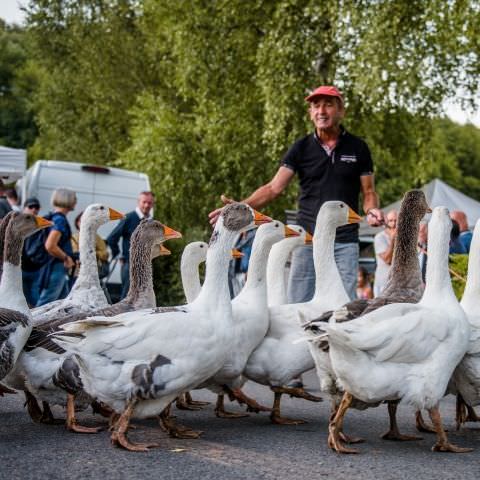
[17,160,152,298]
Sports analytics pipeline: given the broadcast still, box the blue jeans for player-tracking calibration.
[120,261,130,300]
[22,270,41,307]
[36,261,70,307]
[287,242,359,303]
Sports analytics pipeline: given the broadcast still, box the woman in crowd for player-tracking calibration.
[36,188,77,306]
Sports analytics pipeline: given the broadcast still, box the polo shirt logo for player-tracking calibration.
[340,154,357,163]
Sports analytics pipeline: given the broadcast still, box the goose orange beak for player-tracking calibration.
[253,210,272,225]
[108,208,124,221]
[304,232,313,245]
[284,226,300,238]
[426,207,433,213]
[231,248,244,259]
[348,208,362,224]
[35,216,53,229]
[163,225,182,240]
[159,245,171,256]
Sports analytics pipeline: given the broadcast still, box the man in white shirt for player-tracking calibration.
[373,209,397,297]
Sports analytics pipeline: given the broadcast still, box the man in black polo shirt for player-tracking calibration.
[209,85,383,301]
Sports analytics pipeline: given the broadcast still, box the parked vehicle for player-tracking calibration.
[17,160,151,301]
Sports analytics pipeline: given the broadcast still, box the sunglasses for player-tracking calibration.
[27,205,40,209]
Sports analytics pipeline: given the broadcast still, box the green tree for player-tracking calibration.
[0,20,38,149]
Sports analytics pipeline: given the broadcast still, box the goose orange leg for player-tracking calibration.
[66,394,103,433]
[328,392,358,454]
[429,405,472,453]
[381,402,422,441]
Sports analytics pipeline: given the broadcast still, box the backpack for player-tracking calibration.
[22,212,54,270]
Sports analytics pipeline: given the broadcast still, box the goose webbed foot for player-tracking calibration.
[214,394,249,418]
[0,383,16,396]
[111,399,159,452]
[328,392,358,454]
[175,393,205,411]
[272,385,322,403]
[269,390,305,425]
[91,400,114,418]
[24,391,43,423]
[339,432,365,444]
[39,401,64,425]
[428,405,473,453]
[159,410,203,439]
[66,394,103,433]
[415,410,437,433]
[381,402,422,441]
[224,386,271,413]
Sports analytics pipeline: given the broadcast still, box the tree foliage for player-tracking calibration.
[0,19,38,149]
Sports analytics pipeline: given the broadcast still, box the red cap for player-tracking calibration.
[305,85,343,104]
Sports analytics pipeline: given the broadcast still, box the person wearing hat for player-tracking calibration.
[21,197,43,306]
[209,85,383,302]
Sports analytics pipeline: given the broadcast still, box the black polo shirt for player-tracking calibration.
[281,127,373,243]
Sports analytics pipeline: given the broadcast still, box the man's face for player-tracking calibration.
[138,194,154,216]
[309,96,344,131]
[385,211,398,230]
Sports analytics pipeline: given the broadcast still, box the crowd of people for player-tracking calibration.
[0,186,156,308]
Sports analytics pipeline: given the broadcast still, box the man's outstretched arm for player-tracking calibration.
[208,166,295,225]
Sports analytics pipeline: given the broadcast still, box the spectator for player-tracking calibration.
[6,188,21,212]
[356,266,373,299]
[71,211,110,286]
[21,197,42,307]
[449,219,467,254]
[0,182,12,219]
[209,85,383,301]
[417,221,428,284]
[373,209,398,297]
[106,191,155,299]
[36,188,77,306]
[450,210,472,253]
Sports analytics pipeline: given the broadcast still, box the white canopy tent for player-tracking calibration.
[0,146,27,183]
[359,178,480,236]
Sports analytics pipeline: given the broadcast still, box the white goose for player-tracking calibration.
[451,218,480,428]
[180,241,208,303]
[0,212,52,394]
[243,201,361,424]
[18,219,181,430]
[202,220,299,417]
[31,204,124,325]
[54,203,271,451]
[267,225,311,306]
[325,206,472,454]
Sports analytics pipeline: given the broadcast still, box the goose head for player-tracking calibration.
[216,203,272,236]
[130,219,182,260]
[314,201,361,235]
[181,241,208,266]
[398,190,431,225]
[79,203,124,231]
[256,220,300,244]
[9,212,52,239]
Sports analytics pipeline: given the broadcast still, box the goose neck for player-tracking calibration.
[312,223,345,301]
[195,229,236,310]
[462,225,480,302]
[267,238,298,305]
[181,259,202,304]
[124,240,154,307]
[422,220,455,303]
[72,222,102,291]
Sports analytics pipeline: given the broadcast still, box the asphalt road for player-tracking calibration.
[1,371,479,480]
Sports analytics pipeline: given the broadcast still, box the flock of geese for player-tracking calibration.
[1,191,480,455]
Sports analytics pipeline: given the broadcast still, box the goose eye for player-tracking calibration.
[340,204,344,208]
[100,206,104,210]
[200,245,204,248]
[275,222,279,227]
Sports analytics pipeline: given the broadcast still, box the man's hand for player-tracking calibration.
[366,208,384,227]
[63,256,75,269]
[208,195,236,226]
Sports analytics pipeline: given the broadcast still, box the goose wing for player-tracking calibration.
[325,303,450,364]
